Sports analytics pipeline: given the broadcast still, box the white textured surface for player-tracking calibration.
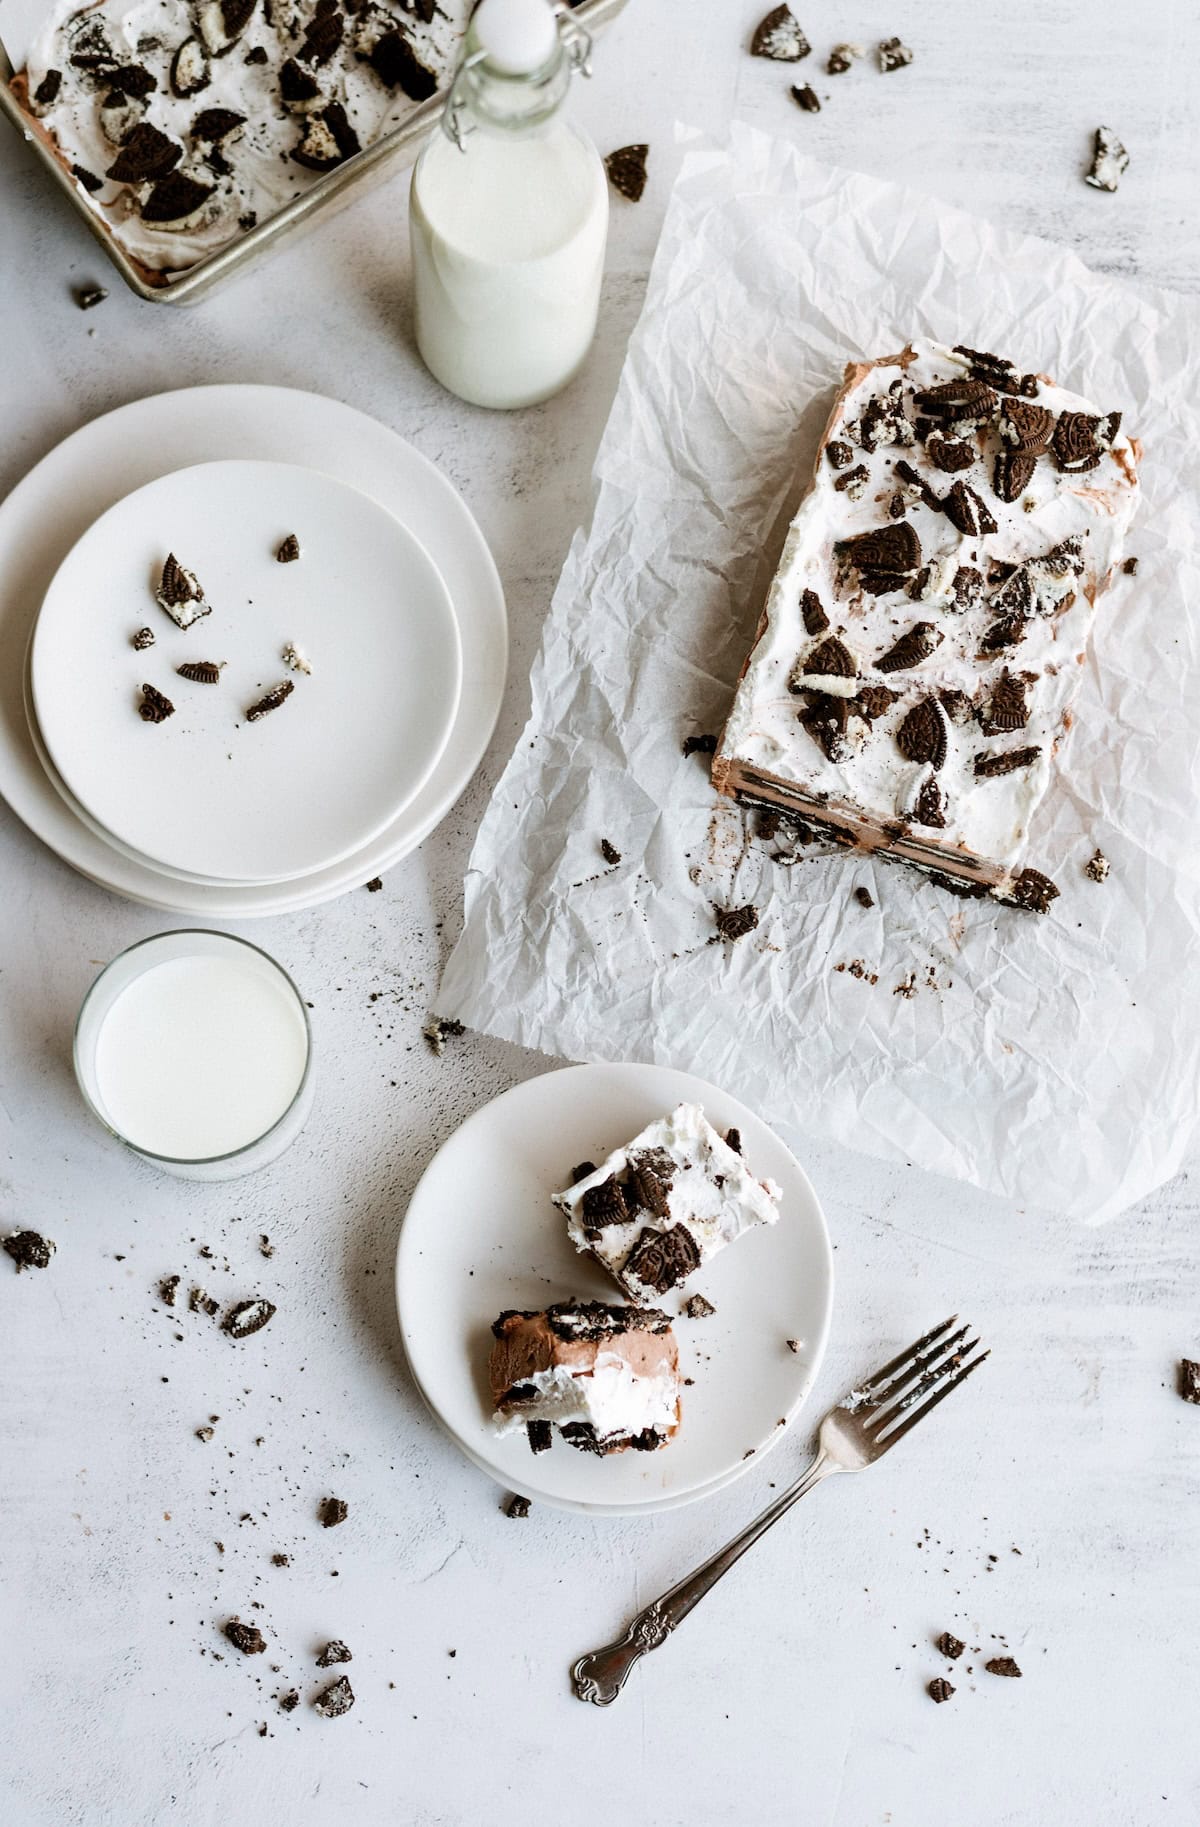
[1,3,1199,1824]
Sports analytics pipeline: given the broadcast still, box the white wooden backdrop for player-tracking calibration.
[1,3,1198,1822]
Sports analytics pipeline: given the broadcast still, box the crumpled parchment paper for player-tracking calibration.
[440,122,1200,1224]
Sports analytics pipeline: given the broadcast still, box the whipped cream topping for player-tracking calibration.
[493,1357,681,1446]
[717,340,1139,874]
[554,1103,781,1303]
[20,0,470,275]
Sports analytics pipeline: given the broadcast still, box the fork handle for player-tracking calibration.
[571,1452,838,1705]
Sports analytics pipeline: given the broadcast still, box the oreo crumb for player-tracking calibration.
[259,1235,274,1258]
[1180,1360,1200,1404]
[279,1689,300,1711]
[1084,849,1110,883]
[1122,555,1138,575]
[76,285,107,309]
[826,42,861,73]
[570,1161,597,1183]
[937,1631,965,1660]
[854,886,874,909]
[750,5,810,61]
[505,1494,531,1519]
[714,904,759,942]
[928,1678,955,1703]
[790,83,820,112]
[604,144,648,202]
[1085,126,1129,193]
[525,1420,552,1455]
[276,533,301,563]
[223,1299,276,1338]
[131,627,155,650]
[877,36,913,72]
[4,1231,54,1272]
[683,732,717,757]
[684,1294,715,1319]
[319,1496,348,1528]
[224,1618,267,1655]
[600,838,622,865]
[725,1127,742,1154]
[138,683,175,723]
[365,877,383,892]
[271,1552,290,1567]
[786,1338,802,1353]
[72,164,103,192]
[196,1425,215,1442]
[159,1274,180,1306]
[316,1640,352,1666]
[245,680,294,722]
[423,1016,465,1056]
[985,1656,1022,1677]
[313,1675,355,1717]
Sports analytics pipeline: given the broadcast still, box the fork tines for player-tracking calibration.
[861,1315,988,1446]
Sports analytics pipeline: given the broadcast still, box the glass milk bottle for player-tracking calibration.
[409,0,608,410]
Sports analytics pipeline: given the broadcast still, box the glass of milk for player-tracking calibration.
[74,931,313,1181]
[409,0,608,410]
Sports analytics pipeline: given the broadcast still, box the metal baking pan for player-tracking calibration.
[0,0,630,305]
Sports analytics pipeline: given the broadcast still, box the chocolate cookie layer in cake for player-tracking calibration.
[489,1301,680,1457]
[553,1104,781,1305]
[711,340,1141,910]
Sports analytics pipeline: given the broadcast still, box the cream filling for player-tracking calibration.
[493,1357,679,1443]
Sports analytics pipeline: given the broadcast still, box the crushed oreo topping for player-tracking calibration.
[826,440,853,469]
[222,1298,276,1338]
[800,589,830,636]
[570,1160,597,1184]
[623,1223,702,1295]
[855,683,900,722]
[368,30,437,100]
[714,904,759,941]
[138,682,175,723]
[604,144,649,202]
[581,1177,629,1227]
[169,36,210,97]
[245,681,294,721]
[913,776,947,828]
[832,462,870,498]
[979,669,1033,734]
[4,1230,55,1272]
[105,120,180,181]
[318,1496,348,1528]
[876,621,943,673]
[750,5,811,60]
[141,170,216,224]
[422,1016,464,1056]
[978,614,1027,655]
[34,69,64,106]
[278,1689,300,1711]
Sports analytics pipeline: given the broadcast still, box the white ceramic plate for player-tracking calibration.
[31,460,462,884]
[396,1062,833,1515]
[0,386,506,914]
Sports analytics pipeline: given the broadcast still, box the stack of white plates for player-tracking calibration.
[0,387,506,915]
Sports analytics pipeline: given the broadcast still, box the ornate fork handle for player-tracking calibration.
[571,1454,836,1705]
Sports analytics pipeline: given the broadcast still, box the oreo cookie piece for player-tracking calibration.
[3,1230,55,1271]
[854,684,899,722]
[835,519,921,579]
[525,1420,552,1455]
[876,621,943,673]
[941,478,997,537]
[369,30,438,100]
[140,170,217,226]
[72,162,104,191]
[623,1223,702,1295]
[191,107,246,142]
[106,122,181,182]
[176,660,226,684]
[131,626,155,649]
[138,683,175,723]
[714,904,759,941]
[993,449,1037,503]
[974,745,1040,778]
[197,0,258,59]
[791,83,820,112]
[316,1640,352,1667]
[1179,1360,1200,1404]
[928,1678,955,1704]
[750,5,810,61]
[605,144,649,202]
[110,63,157,96]
[999,399,1054,453]
[276,532,301,562]
[1005,868,1058,914]
[77,284,108,309]
[912,377,998,428]
[978,614,1027,655]
[925,431,975,473]
[800,589,829,635]
[244,44,268,64]
[300,6,345,64]
[279,56,322,107]
[245,681,295,720]
[222,1297,277,1337]
[224,1618,266,1654]
[170,36,210,98]
[313,1675,355,1717]
[580,1177,629,1227]
[826,440,853,469]
[1051,411,1107,474]
[826,43,861,74]
[877,36,912,72]
[913,776,947,828]
[32,69,63,109]
[99,89,150,146]
[318,1495,349,1527]
[1085,126,1129,193]
[979,669,1033,735]
[291,111,345,169]
[832,462,869,499]
[895,697,947,770]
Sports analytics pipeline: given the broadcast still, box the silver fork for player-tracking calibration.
[571,1315,988,1705]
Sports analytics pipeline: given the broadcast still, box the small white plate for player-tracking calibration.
[0,385,506,915]
[31,460,462,885]
[396,1062,833,1515]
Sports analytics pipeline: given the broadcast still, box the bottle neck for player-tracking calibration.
[443,21,572,146]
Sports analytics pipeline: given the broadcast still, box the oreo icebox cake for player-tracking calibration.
[711,340,1141,912]
[14,0,471,277]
